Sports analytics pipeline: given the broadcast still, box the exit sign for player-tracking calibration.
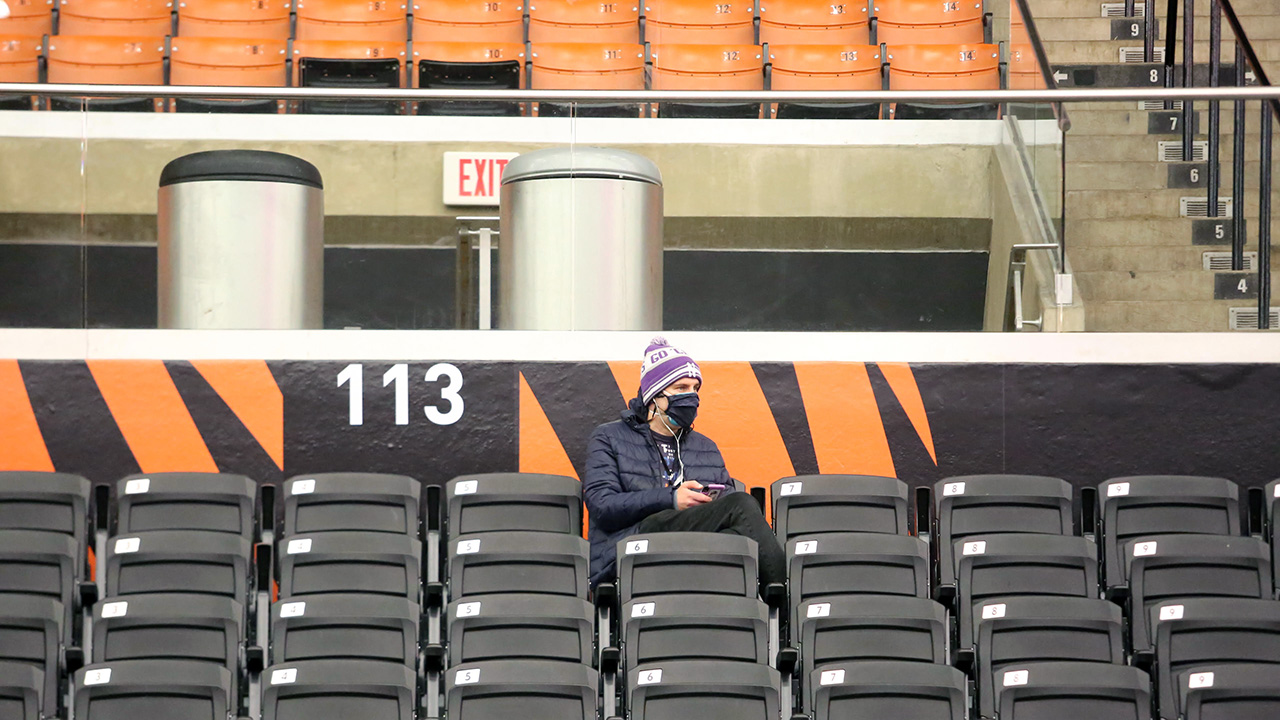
[443,152,518,206]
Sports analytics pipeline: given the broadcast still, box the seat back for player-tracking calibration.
[92,593,242,667]
[279,531,421,599]
[530,42,644,116]
[994,662,1152,720]
[0,596,63,719]
[262,660,416,720]
[411,0,523,43]
[1100,476,1241,594]
[446,473,582,537]
[106,530,252,601]
[758,0,869,45]
[271,594,418,666]
[445,660,598,720]
[621,593,768,670]
[529,0,639,43]
[1178,664,1280,720]
[0,531,79,633]
[57,0,173,37]
[617,532,758,603]
[0,661,42,720]
[0,472,90,564]
[0,34,42,87]
[414,40,524,115]
[295,0,408,41]
[0,0,55,36]
[811,661,966,720]
[449,531,589,598]
[116,473,256,539]
[168,34,287,86]
[176,0,291,39]
[768,44,881,117]
[786,532,930,633]
[643,0,754,44]
[650,42,763,118]
[771,475,908,544]
[874,0,985,45]
[447,593,593,665]
[1270,479,1280,597]
[46,34,165,84]
[628,660,780,720]
[291,39,408,85]
[283,473,420,537]
[73,659,233,720]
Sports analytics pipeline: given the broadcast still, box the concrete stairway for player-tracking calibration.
[1029,0,1280,330]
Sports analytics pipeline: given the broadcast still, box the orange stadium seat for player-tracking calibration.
[529,0,639,44]
[295,0,408,41]
[0,35,42,109]
[886,42,999,118]
[530,42,644,116]
[768,43,881,118]
[169,36,287,112]
[411,0,523,44]
[873,0,986,45]
[650,42,763,118]
[174,0,292,40]
[0,0,55,36]
[56,0,174,37]
[414,40,524,115]
[643,0,754,45]
[759,0,869,46]
[291,39,407,114]
[45,34,165,110]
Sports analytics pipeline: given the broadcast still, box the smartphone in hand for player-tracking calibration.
[702,483,727,501]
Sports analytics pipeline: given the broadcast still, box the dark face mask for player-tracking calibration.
[661,392,699,429]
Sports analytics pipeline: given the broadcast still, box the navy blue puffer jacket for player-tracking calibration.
[583,402,733,588]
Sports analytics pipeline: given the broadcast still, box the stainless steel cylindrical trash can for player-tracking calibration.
[158,150,324,329]
[499,147,662,330]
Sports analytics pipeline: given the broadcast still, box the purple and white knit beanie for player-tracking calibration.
[639,337,702,405]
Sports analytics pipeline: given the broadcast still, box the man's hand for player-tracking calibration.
[675,481,711,510]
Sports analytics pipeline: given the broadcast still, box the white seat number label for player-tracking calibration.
[795,540,818,555]
[638,669,662,685]
[455,480,478,495]
[963,541,987,556]
[287,539,312,555]
[807,603,831,618]
[1108,482,1130,497]
[101,601,128,618]
[982,603,1007,619]
[281,602,307,618]
[625,540,649,555]
[943,482,966,496]
[114,537,140,554]
[124,478,150,495]
[291,479,315,495]
[457,539,481,555]
[780,482,803,496]
[1188,672,1214,689]
[455,669,481,685]
[820,669,845,685]
[1159,605,1184,621]
[631,602,656,618]
[271,669,297,685]
[1274,484,1280,498]
[1003,670,1029,687]
[84,668,112,686]
[457,602,482,618]
[1133,541,1158,557]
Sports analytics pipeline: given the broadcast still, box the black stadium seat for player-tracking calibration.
[0,661,43,720]
[1099,476,1241,596]
[115,473,256,538]
[785,532,931,635]
[0,595,63,719]
[1177,663,1280,720]
[616,532,759,603]
[447,473,583,537]
[627,660,780,720]
[105,531,252,602]
[1125,534,1271,657]
[271,594,419,666]
[1150,598,1280,720]
[416,57,522,117]
[935,474,1074,603]
[262,660,416,720]
[1267,479,1280,598]
[621,593,769,669]
[994,662,1152,720]
[797,595,947,713]
[448,531,590,599]
[974,596,1125,719]
[445,660,598,720]
[0,472,91,559]
[278,531,422,600]
[74,659,234,720]
[953,533,1099,660]
[810,660,966,720]
[0,530,80,637]
[447,593,594,665]
[282,474,421,537]
[770,474,910,544]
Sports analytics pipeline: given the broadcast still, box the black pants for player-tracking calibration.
[635,491,786,593]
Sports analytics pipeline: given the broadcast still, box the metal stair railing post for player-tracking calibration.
[1260,102,1273,329]
[1163,0,1179,111]
[1145,0,1158,63]
[1207,0,1222,219]
[1182,0,1195,160]
[1232,42,1247,270]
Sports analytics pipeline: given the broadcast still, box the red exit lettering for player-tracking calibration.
[457,158,511,198]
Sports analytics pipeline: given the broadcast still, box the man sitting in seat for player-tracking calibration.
[583,337,785,594]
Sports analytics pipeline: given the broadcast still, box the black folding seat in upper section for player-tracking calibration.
[1125,534,1271,657]
[786,533,931,636]
[445,660,598,720]
[0,530,80,636]
[115,473,255,538]
[935,474,1074,603]
[279,531,421,600]
[0,661,44,720]
[447,593,594,665]
[1099,476,1240,595]
[1178,663,1280,720]
[770,474,910,544]
[1267,479,1280,597]
[616,533,758,604]
[810,660,967,720]
[447,473,582,538]
[262,660,416,720]
[973,596,1124,719]
[282,473,421,538]
[448,531,589,599]
[271,594,419,667]
[620,593,769,670]
[627,660,780,720]
[0,595,63,720]
[1150,598,1280,720]
[74,659,233,720]
[105,531,252,602]
[797,596,947,714]
[993,662,1152,720]
[0,472,91,560]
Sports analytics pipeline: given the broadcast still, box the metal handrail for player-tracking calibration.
[4,83,1280,103]
[1012,0,1072,133]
